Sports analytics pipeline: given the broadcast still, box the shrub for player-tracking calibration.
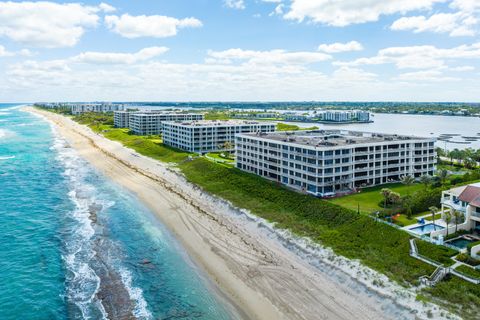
[456,253,480,266]
[467,240,480,255]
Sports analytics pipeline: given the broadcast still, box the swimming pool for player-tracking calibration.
[446,237,476,249]
[408,223,445,235]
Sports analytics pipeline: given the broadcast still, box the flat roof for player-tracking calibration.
[239,129,434,148]
[163,120,276,127]
[129,112,202,117]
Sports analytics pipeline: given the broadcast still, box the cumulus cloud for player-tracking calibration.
[391,0,480,37]
[71,47,169,65]
[105,14,202,38]
[335,43,480,70]
[0,1,105,48]
[224,0,245,10]
[207,48,331,65]
[318,41,363,53]
[284,0,444,26]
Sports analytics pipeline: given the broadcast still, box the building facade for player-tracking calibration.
[70,103,125,115]
[128,112,204,135]
[162,120,276,153]
[441,183,480,232]
[235,130,436,196]
[320,110,370,123]
[113,111,132,128]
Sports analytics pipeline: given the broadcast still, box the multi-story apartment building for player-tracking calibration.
[70,103,125,115]
[235,130,436,196]
[113,110,132,128]
[320,110,370,123]
[128,112,204,135]
[162,120,276,153]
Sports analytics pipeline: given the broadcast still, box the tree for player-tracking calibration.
[444,210,453,237]
[381,188,392,209]
[429,206,438,230]
[218,141,234,157]
[454,210,464,233]
[438,169,449,186]
[419,174,431,189]
[464,157,476,170]
[401,175,415,195]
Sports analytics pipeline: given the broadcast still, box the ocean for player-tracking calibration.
[0,104,237,319]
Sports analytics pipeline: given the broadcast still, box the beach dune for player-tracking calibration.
[29,107,401,320]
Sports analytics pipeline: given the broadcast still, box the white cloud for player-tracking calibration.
[98,2,116,13]
[105,14,202,38]
[207,48,331,65]
[71,47,169,65]
[0,1,102,48]
[390,0,480,36]
[262,0,282,3]
[449,65,475,71]
[0,45,35,57]
[284,0,445,26]
[318,41,363,53]
[395,70,460,82]
[224,0,245,10]
[270,4,285,16]
[335,43,480,70]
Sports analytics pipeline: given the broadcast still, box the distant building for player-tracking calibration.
[320,110,370,123]
[128,112,204,135]
[236,130,436,196]
[70,103,125,115]
[162,120,276,153]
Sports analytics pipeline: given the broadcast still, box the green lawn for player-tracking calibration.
[328,183,424,214]
[455,265,480,278]
[393,211,429,227]
[92,124,191,164]
[276,122,319,131]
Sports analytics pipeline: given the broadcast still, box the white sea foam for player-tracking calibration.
[118,266,152,319]
[0,155,15,160]
[0,129,15,140]
[50,127,152,319]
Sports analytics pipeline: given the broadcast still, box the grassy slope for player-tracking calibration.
[276,122,319,131]
[178,159,456,284]
[328,183,424,213]
[53,110,479,319]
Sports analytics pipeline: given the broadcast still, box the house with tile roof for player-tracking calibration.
[441,182,480,233]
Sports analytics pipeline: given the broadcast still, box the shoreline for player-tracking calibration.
[27,107,456,320]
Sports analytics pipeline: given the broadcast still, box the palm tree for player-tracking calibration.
[381,188,392,209]
[444,211,453,237]
[429,206,438,229]
[419,174,431,189]
[401,175,415,195]
[219,141,234,157]
[454,210,464,233]
[464,157,476,170]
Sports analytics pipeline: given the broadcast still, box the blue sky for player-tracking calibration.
[0,0,479,102]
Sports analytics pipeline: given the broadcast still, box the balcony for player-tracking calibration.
[442,199,467,212]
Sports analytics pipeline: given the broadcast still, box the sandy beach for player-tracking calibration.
[27,107,450,320]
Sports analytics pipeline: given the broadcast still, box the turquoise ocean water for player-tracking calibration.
[0,104,237,319]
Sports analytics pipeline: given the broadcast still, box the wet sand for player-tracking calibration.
[28,107,444,320]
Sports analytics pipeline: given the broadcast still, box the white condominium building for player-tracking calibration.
[70,103,125,115]
[321,110,370,122]
[235,130,436,196]
[162,120,276,154]
[113,111,132,128]
[128,112,204,135]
